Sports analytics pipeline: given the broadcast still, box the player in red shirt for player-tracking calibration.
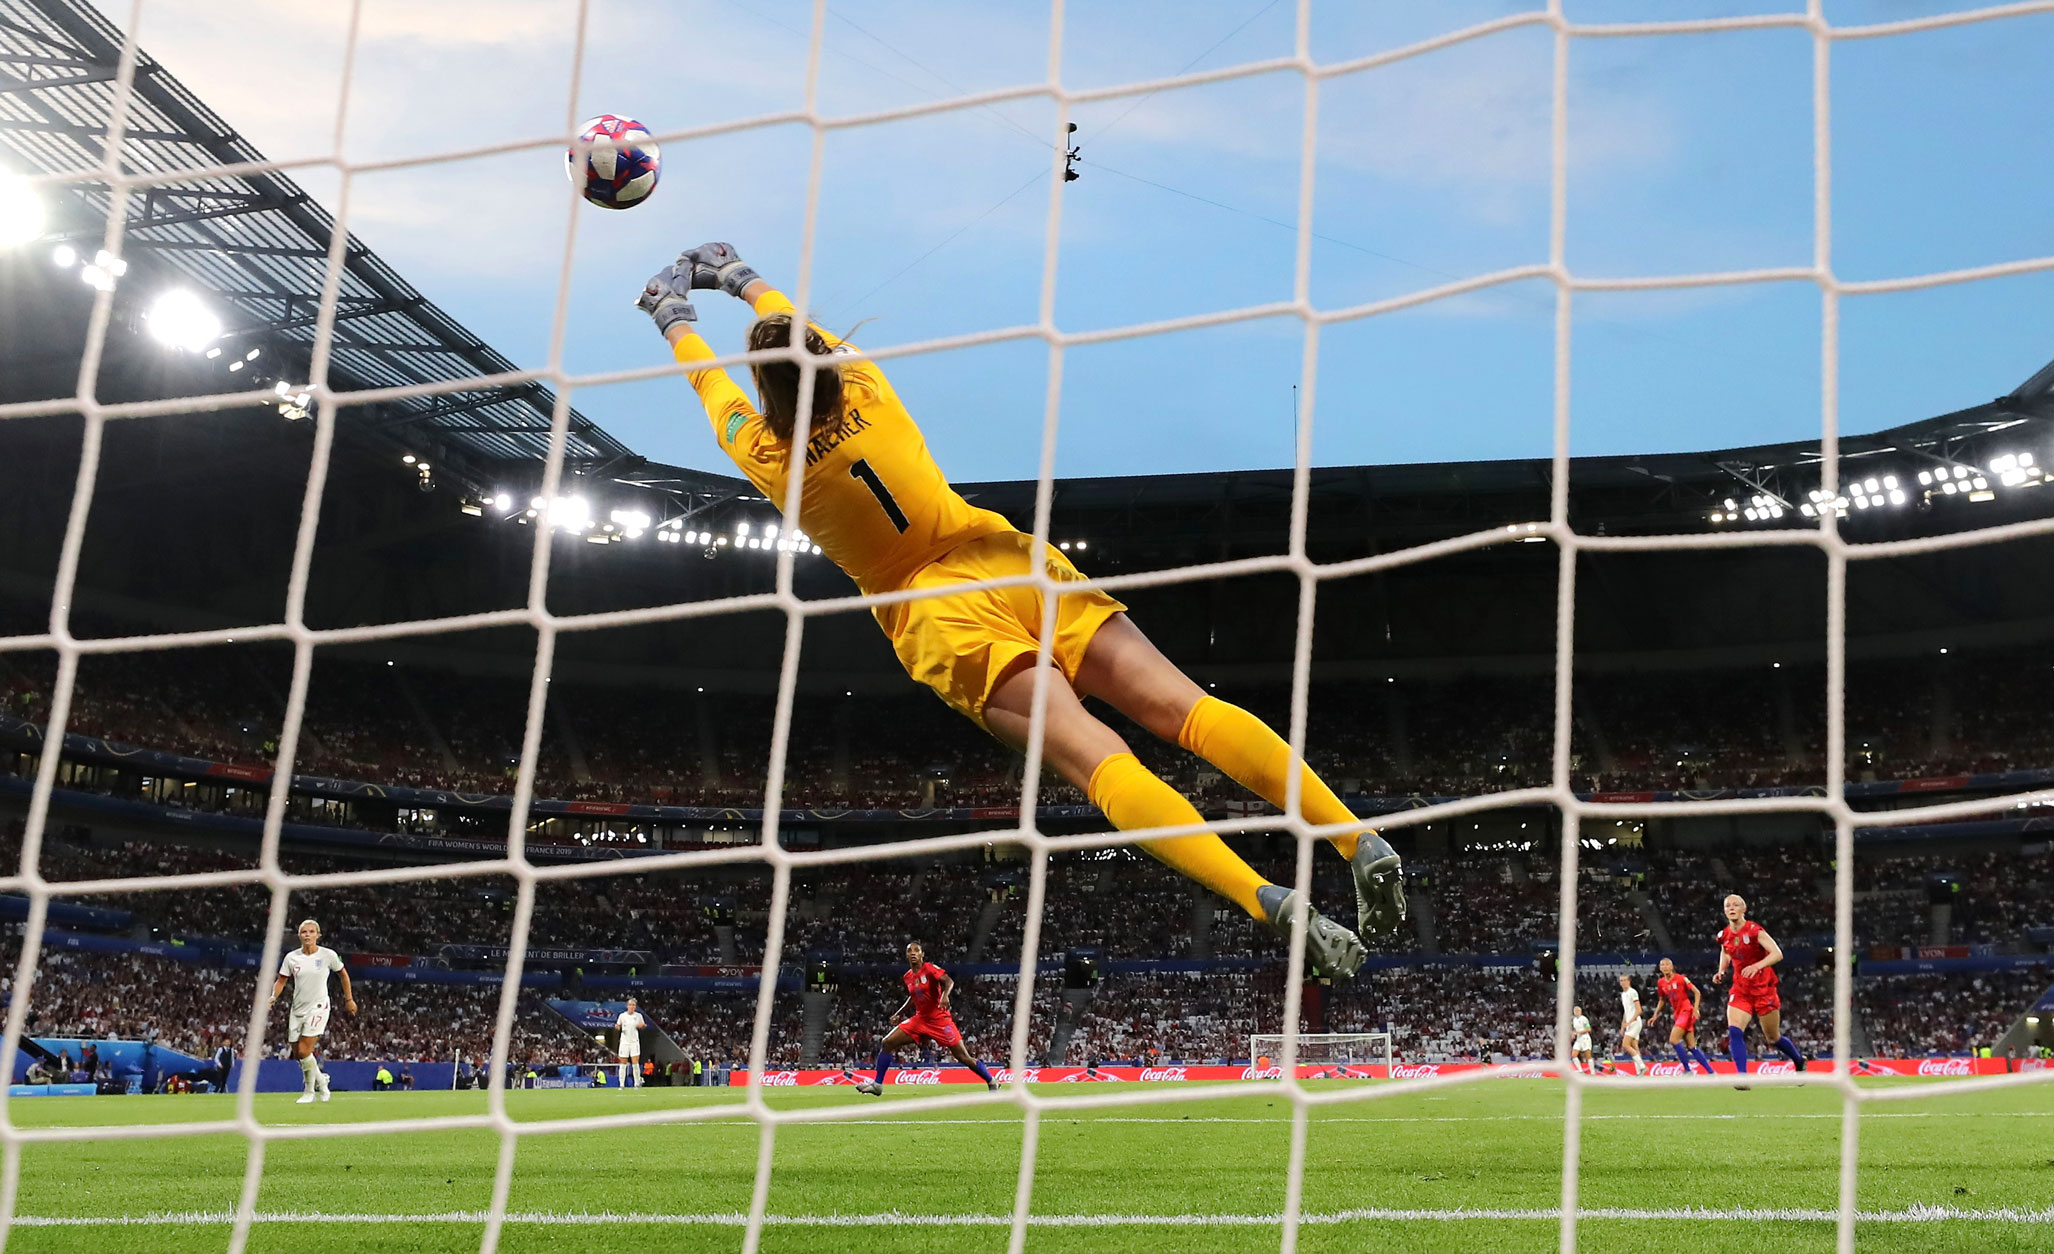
[855,942,999,1095]
[1649,957,1715,1075]
[1711,894,1807,1077]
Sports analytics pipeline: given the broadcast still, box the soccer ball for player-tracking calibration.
[566,114,660,210]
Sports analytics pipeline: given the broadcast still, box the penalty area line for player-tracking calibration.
[13,1204,2054,1227]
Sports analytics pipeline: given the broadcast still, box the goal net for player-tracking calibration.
[1251,1032,1392,1076]
[1,0,2053,1251]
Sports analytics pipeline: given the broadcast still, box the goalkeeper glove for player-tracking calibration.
[636,264,698,335]
[679,241,761,298]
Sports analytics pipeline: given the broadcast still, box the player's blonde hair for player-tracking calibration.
[746,314,846,443]
[296,918,320,933]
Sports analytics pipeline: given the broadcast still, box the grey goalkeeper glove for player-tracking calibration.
[679,242,761,298]
[636,264,698,335]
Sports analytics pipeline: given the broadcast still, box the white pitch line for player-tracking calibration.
[10,1204,2053,1227]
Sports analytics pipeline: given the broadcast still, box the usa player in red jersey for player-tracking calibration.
[1711,894,1807,1077]
[855,941,999,1095]
[1650,957,1715,1075]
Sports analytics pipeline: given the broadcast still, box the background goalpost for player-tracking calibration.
[1251,1032,1394,1077]
[3,0,2054,1252]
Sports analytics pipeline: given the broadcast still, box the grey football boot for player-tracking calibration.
[1351,832,1407,939]
[1256,885,1368,978]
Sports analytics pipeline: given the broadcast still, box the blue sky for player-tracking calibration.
[126,0,2054,482]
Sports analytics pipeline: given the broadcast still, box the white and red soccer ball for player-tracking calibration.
[566,114,660,210]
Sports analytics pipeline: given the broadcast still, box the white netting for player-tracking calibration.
[4,2,2054,1253]
[1252,1032,1391,1073]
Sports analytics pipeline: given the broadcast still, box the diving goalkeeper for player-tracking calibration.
[638,244,1407,975]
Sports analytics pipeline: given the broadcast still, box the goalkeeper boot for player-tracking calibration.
[1351,833,1407,939]
[854,1079,883,1096]
[1256,886,1367,978]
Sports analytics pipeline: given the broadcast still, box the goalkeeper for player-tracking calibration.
[639,245,1406,975]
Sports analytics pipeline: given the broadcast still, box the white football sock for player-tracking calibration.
[299,1055,318,1089]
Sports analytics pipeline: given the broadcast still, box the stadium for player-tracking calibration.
[0,1,2052,1251]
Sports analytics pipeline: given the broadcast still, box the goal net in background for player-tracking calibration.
[1,1,2052,1252]
[1251,1033,1392,1076]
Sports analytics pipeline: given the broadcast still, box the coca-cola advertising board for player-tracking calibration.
[733,1058,2024,1085]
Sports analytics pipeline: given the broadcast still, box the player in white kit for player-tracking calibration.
[269,919,355,1104]
[1617,972,1647,1076]
[615,998,646,1089]
[1570,1006,1594,1075]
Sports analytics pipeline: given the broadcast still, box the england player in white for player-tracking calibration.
[269,919,355,1104]
[615,997,646,1089]
[1570,1005,1595,1075]
[1618,972,1646,1076]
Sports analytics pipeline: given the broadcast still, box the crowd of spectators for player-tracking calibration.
[5,821,2050,979]
[2,927,2037,1066]
[8,646,2054,812]
[1859,971,2051,1059]
[2,943,590,1066]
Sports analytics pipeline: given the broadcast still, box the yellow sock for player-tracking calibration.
[1178,696,1366,861]
[1086,752,1270,920]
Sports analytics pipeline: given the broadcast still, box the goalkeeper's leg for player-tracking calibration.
[1071,614,1406,937]
[983,656,1365,977]
[1072,616,1365,856]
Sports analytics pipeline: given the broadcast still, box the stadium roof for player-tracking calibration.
[0,0,636,473]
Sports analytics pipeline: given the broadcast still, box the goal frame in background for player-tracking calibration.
[1251,1032,1394,1076]
[0,3,2053,1254]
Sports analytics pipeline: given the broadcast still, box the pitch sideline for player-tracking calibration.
[9,1204,2053,1227]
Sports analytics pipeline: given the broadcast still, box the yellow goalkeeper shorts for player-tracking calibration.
[887,530,1125,727]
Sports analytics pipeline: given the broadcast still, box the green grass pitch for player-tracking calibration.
[5,1078,2051,1253]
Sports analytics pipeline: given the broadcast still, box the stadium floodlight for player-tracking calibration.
[1882,475,1898,490]
[1917,470,1933,485]
[50,242,75,267]
[1888,490,1906,506]
[1076,540,1087,550]
[245,348,260,361]
[79,248,125,291]
[145,289,223,352]
[1954,465,1970,479]
[1799,504,1816,517]
[1942,481,1958,494]
[0,174,44,247]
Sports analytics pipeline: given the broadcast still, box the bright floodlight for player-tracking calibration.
[0,176,44,247]
[146,289,222,352]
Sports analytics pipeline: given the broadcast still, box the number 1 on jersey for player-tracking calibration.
[849,458,909,533]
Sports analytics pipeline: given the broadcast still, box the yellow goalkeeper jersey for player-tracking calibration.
[672,289,1015,627]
